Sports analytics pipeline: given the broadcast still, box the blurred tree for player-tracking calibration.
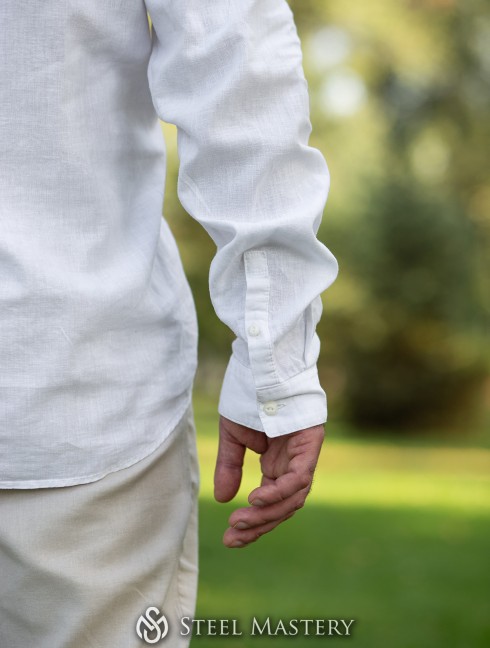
[336,180,487,427]
[305,0,490,429]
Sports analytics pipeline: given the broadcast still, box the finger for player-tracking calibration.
[214,417,267,503]
[248,465,315,506]
[228,484,311,530]
[214,430,246,503]
[249,432,323,506]
[260,474,275,487]
[223,512,296,548]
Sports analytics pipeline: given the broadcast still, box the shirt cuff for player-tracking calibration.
[217,353,328,437]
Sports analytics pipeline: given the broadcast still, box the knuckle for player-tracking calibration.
[294,498,305,511]
[298,474,311,490]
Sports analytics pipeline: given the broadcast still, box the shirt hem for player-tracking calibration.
[0,388,194,490]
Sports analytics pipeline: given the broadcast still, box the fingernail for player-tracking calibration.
[251,498,265,507]
[233,521,250,530]
[230,540,245,548]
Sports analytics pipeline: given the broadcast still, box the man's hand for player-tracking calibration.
[214,415,325,548]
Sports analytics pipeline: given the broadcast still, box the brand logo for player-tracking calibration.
[136,607,169,644]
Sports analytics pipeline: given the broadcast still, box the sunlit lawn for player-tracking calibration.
[190,392,490,648]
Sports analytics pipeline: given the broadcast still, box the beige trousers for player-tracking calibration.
[0,401,200,648]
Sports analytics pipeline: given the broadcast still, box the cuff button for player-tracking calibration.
[263,401,278,416]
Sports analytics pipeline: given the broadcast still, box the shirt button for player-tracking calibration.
[247,324,261,337]
[263,401,278,416]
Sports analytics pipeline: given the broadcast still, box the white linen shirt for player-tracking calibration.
[0,0,338,488]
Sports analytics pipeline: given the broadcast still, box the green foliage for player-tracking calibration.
[296,0,490,430]
[335,180,487,428]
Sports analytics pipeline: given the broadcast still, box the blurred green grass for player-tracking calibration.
[190,392,490,648]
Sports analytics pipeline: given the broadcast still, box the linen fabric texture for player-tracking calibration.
[0,0,338,488]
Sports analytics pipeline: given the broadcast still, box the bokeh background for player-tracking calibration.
[156,1,489,646]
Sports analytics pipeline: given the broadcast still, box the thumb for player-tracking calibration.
[214,416,268,503]
[214,417,246,503]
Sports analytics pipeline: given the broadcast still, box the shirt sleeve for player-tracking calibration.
[144,0,339,437]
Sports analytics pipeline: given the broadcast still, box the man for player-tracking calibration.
[0,0,338,646]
